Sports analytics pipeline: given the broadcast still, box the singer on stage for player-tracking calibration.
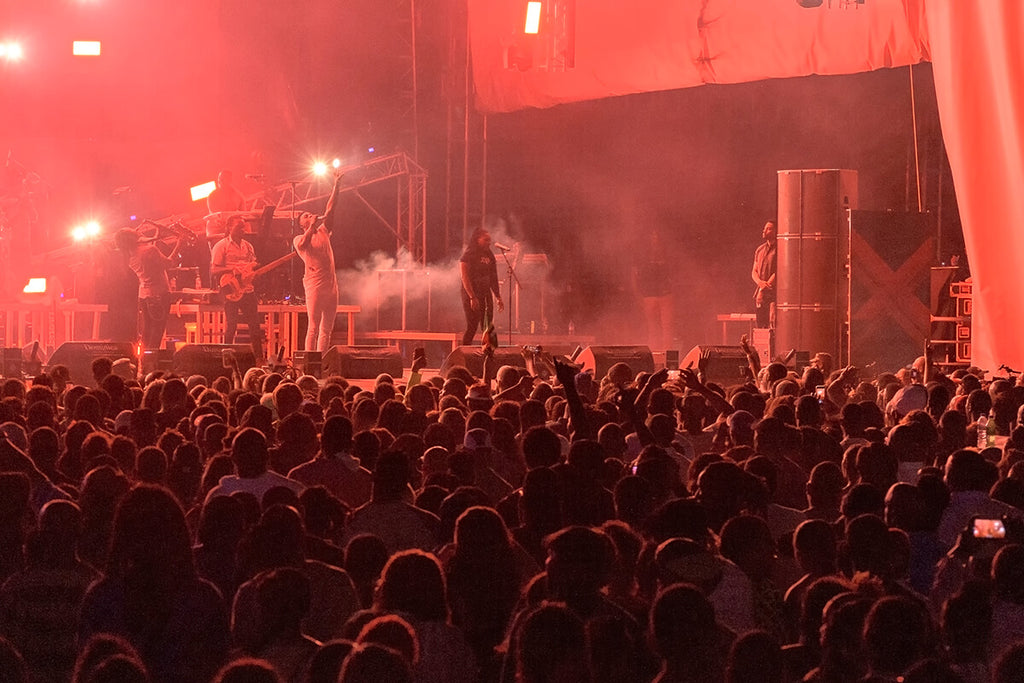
[459,228,504,346]
[294,168,343,353]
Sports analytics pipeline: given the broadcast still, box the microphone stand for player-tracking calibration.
[498,247,521,346]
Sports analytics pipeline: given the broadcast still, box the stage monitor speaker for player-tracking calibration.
[577,345,654,380]
[439,346,526,380]
[47,341,136,387]
[173,344,256,382]
[141,349,174,377]
[2,349,22,379]
[294,350,322,378]
[680,345,749,387]
[323,346,403,380]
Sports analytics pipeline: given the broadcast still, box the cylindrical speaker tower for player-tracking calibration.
[776,169,857,362]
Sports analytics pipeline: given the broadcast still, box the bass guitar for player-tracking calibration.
[219,251,297,302]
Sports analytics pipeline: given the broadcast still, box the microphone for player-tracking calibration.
[493,242,512,252]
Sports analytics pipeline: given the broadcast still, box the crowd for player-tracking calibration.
[0,344,1022,683]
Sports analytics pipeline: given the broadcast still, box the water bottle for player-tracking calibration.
[977,414,989,450]
[986,410,997,448]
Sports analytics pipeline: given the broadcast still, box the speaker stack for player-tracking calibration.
[439,346,527,380]
[323,346,404,380]
[576,345,654,379]
[47,341,137,387]
[173,344,256,382]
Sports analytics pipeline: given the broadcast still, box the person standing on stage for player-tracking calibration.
[460,227,504,346]
[295,169,342,353]
[751,220,777,330]
[114,225,186,352]
[211,215,265,362]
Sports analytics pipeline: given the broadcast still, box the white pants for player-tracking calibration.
[305,283,338,353]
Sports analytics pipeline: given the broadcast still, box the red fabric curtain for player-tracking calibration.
[926,0,1024,371]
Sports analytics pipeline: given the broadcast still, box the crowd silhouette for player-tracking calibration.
[0,346,1021,682]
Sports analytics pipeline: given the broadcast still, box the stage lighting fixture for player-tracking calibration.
[71,226,87,242]
[86,220,101,236]
[332,158,341,169]
[312,162,328,176]
[0,42,24,61]
[190,180,216,202]
[22,278,46,294]
[72,41,101,56]
[524,2,542,34]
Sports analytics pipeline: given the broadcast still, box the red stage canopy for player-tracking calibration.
[469,0,1024,373]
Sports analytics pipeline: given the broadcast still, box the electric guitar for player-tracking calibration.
[219,251,297,302]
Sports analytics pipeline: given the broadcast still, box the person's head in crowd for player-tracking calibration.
[941,581,991,670]
[275,412,318,466]
[320,415,353,457]
[352,430,381,472]
[200,454,235,499]
[210,658,280,683]
[544,525,614,603]
[404,383,434,414]
[725,630,783,683]
[306,640,355,683]
[794,518,837,576]
[231,427,269,479]
[519,466,562,532]
[863,595,933,679]
[795,394,824,429]
[375,549,449,623]
[371,450,411,502]
[840,483,885,523]
[338,642,412,683]
[992,543,1024,604]
[299,486,347,539]
[645,496,712,548]
[133,446,167,484]
[522,425,562,469]
[852,442,898,493]
[843,513,891,577]
[884,482,925,532]
[515,603,589,683]
[437,487,490,542]
[945,448,999,493]
[796,576,852,648]
[272,382,303,421]
[650,583,722,682]
[613,475,655,529]
[90,357,113,386]
[726,410,756,449]
[72,633,145,683]
[719,513,776,583]
[240,404,274,440]
[350,399,378,436]
[251,566,312,653]
[356,614,418,669]
[696,461,762,531]
[345,534,389,610]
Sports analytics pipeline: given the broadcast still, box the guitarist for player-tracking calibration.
[751,219,777,330]
[210,215,265,362]
[459,227,504,347]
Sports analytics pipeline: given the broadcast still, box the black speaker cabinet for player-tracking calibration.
[323,346,404,380]
[680,345,749,387]
[439,346,527,380]
[173,344,256,382]
[47,342,136,387]
[293,350,322,378]
[576,345,654,380]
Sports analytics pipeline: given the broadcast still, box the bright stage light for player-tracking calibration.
[312,161,328,176]
[332,158,341,169]
[73,41,101,56]
[22,278,47,294]
[86,220,101,236]
[190,180,216,201]
[71,226,87,242]
[0,43,24,61]
[524,2,542,34]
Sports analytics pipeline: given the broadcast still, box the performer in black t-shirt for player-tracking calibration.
[459,228,504,346]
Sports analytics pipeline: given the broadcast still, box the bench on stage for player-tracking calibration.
[1,302,108,350]
[361,330,460,353]
[169,303,361,358]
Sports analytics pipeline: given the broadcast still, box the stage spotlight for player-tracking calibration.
[71,225,87,242]
[22,278,47,294]
[312,161,328,176]
[524,2,542,34]
[86,220,101,236]
[0,42,24,61]
[190,180,216,202]
[332,158,341,169]
[72,41,101,56]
